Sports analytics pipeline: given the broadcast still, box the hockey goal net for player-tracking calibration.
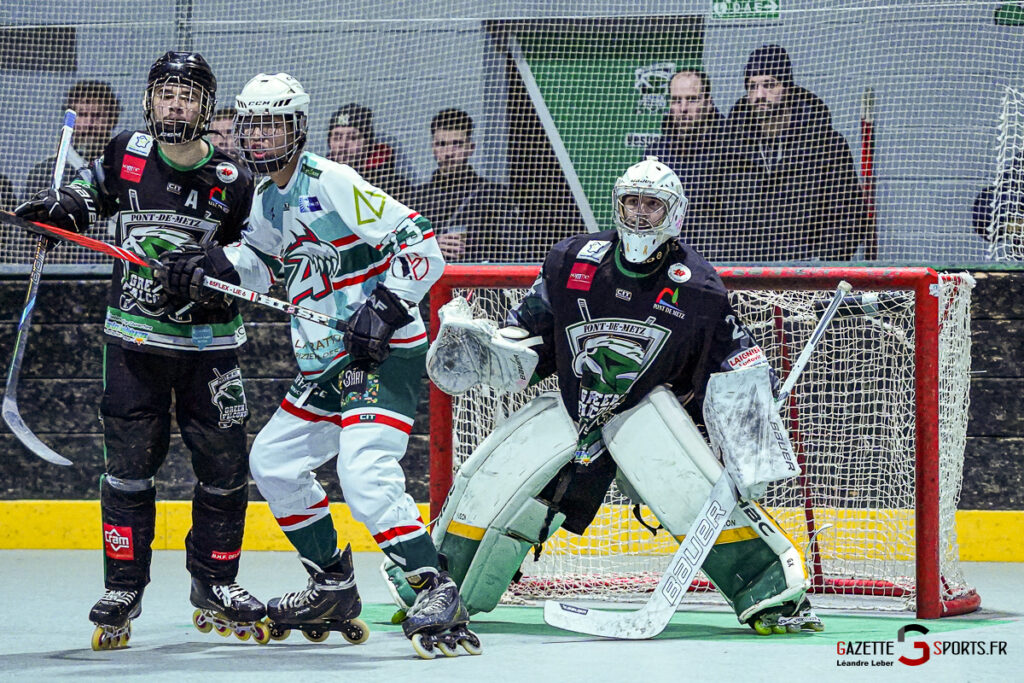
[428,265,980,619]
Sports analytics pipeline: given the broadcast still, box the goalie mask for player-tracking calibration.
[612,156,688,263]
[234,73,309,173]
[143,51,217,144]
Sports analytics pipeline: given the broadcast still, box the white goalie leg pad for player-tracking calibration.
[426,296,540,395]
[432,392,578,613]
[603,386,808,617]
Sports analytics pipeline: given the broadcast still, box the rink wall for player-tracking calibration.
[0,500,1020,562]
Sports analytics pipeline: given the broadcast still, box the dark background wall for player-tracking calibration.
[0,276,430,504]
[0,271,1021,508]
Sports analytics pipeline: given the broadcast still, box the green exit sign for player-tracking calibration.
[712,1,781,20]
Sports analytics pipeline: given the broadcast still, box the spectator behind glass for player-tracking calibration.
[720,45,870,262]
[23,79,121,200]
[208,106,238,160]
[326,103,412,203]
[644,69,729,259]
[412,108,523,262]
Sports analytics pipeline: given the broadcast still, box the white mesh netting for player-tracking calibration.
[440,270,976,614]
[2,2,1024,268]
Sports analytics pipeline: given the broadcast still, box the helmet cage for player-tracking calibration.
[143,52,217,145]
[612,182,687,263]
[234,112,308,174]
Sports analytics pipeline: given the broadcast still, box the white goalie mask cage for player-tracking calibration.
[234,72,310,173]
[612,156,688,263]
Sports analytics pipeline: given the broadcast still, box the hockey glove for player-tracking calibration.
[15,185,98,234]
[343,283,415,365]
[154,242,240,307]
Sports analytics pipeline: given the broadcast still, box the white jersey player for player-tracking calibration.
[154,73,479,657]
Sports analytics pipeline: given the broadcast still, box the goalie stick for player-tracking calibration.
[0,213,350,333]
[2,110,77,466]
[543,280,853,639]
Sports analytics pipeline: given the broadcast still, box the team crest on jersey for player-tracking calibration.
[653,287,686,319]
[576,239,613,264]
[566,303,670,432]
[216,162,239,184]
[126,132,154,157]
[667,263,691,283]
[208,366,248,429]
[118,217,219,315]
[284,221,346,302]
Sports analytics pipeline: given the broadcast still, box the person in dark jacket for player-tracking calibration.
[645,69,729,259]
[973,152,1024,260]
[720,45,869,262]
[23,80,121,200]
[327,103,412,204]
[412,108,523,263]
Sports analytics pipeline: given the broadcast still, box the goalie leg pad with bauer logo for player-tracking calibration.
[603,386,809,623]
[428,393,578,614]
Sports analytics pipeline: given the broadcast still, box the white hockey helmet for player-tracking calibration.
[234,72,309,173]
[612,156,688,263]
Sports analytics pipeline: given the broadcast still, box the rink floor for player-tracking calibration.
[0,550,1020,682]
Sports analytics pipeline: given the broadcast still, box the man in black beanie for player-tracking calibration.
[327,103,412,202]
[720,44,870,262]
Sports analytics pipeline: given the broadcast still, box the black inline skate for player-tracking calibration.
[265,545,369,645]
[190,578,270,644]
[89,588,143,651]
[401,571,481,659]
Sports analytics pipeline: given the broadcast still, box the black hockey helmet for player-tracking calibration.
[143,51,217,144]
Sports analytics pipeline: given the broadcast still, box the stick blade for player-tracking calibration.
[2,397,73,466]
[543,599,673,639]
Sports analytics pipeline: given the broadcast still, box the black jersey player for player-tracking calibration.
[16,51,267,649]
[416,156,823,636]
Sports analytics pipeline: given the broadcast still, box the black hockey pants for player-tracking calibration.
[99,343,249,590]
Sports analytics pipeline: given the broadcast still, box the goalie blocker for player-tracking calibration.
[392,382,808,625]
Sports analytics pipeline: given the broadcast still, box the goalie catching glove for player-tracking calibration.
[153,242,240,307]
[426,296,540,395]
[15,185,98,234]
[343,282,415,365]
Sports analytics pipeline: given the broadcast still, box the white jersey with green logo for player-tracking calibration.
[225,151,444,382]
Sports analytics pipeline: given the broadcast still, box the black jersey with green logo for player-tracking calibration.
[509,230,770,435]
[77,130,254,356]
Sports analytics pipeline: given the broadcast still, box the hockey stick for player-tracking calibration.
[0,213,349,333]
[2,110,77,466]
[543,280,854,639]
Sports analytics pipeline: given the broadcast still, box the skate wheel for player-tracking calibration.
[91,626,107,651]
[436,641,458,658]
[252,621,272,645]
[459,631,482,656]
[214,624,231,637]
[268,623,290,641]
[341,618,370,645]
[117,632,131,649]
[411,633,436,660]
[193,609,213,633]
[751,619,774,636]
[390,608,407,624]
[771,624,787,635]
[302,629,329,643]
[234,628,251,641]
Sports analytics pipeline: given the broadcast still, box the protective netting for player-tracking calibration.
[442,271,976,614]
[985,86,1024,260]
[2,2,1024,268]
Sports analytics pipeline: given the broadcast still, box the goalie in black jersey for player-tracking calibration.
[16,52,267,649]
[413,156,824,635]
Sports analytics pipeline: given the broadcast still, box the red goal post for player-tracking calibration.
[428,265,980,619]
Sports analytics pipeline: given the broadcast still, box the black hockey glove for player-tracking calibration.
[343,283,415,365]
[15,185,98,234]
[154,242,240,307]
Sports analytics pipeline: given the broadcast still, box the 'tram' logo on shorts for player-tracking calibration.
[103,524,134,560]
